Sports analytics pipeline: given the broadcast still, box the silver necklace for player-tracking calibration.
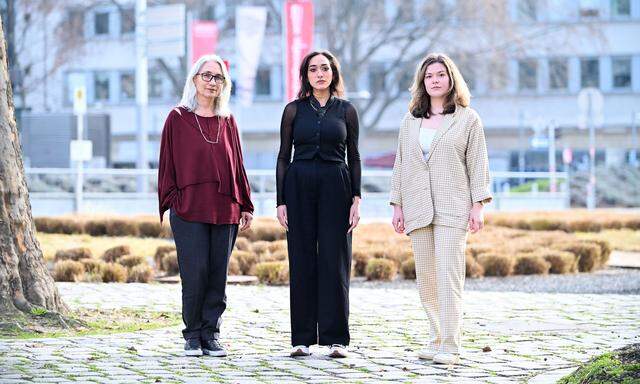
[194,114,220,144]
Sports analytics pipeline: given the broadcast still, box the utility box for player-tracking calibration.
[19,113,111,168]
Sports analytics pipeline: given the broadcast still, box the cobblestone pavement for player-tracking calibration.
[1,282,638,383]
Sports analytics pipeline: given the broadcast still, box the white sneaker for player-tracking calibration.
[433,352,460,365]
[290,345,310,357]
[328,344,348,358]
[417,349,438,360]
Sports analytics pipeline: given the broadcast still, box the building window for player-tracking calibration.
[518,59,537,91]
[94,12,110,35]
[255,68,271,96]
[579,0,600,18]
[612,57,631,89]
[148,70,163,99]
[517,0,537,21]
[121,8,135,34]
[94,72,110,101]
[549,59,568,90]
[580,58,599,88]
[611,0,631,17]
[369,63,386,94]
[120,72,135,100]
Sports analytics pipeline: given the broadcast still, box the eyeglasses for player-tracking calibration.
[196,72,225,84]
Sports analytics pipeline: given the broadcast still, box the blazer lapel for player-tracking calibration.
[425,111,456,163]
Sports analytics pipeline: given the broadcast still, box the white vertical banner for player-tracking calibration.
[235,6,267,107]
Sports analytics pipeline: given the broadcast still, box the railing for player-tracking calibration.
[24,168,570,217]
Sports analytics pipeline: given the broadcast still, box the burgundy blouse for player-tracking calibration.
[158,107,254,224]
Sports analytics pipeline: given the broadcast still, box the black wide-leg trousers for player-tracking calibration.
[169,210,238,341]
[284,159,353,347]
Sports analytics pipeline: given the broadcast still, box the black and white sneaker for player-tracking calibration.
[290,345,310,357]
[328,344,348,358]
[202,338,227,357]
[184,339,203,356]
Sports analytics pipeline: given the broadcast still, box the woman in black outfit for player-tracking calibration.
[276,50,361,358]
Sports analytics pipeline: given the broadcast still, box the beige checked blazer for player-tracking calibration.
[390,105,492,234]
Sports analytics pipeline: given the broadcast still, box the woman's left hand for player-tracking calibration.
[348,197,361,233]
[468,202,485,234]
[240,212,253,232]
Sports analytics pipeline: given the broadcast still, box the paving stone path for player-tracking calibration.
[1,282,638,383]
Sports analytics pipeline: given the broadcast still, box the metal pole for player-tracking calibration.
[548,120,556,193]
[518,110,525,184]
[587,96,596,210]
[136,0,149,192]
[631,111,638,167]
[75,114,84,213]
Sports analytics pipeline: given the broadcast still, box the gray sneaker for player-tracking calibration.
[328,344,348,358]
[184,338,203,357]
[202,338,227,357]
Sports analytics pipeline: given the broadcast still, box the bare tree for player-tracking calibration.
[0,16,67,318]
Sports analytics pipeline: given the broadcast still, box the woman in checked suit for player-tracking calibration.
[390,53,492,365]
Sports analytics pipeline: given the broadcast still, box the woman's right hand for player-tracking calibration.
[392,204,405,234]
[276,205,288,231]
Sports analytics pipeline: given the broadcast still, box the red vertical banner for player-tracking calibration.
[191,21,219,65]
[285,0,314,101]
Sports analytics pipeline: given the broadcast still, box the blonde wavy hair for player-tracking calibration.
[178,54,232,117]
[408,53,471,118]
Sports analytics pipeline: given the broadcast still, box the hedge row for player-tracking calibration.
[486,211,640,232]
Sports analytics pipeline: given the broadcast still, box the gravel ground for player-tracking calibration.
[351,267,640,294]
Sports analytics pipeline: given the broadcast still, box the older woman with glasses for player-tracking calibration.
[158,54,254,357]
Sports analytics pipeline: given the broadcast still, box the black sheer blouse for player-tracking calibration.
[276,95,362,206]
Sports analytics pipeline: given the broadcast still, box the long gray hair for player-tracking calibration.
[178,54,232,117]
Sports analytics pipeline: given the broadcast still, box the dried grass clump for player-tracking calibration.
[559,241,602,272]
[477,254,514,277]
[465,254,485,278]
[154,245,176,269]
[232,250,258,275]
[80,258,105,274]
[138,220,162,237]
[54,247,93,262]
[227,256,241,275]
[267,240,288,253]
[251,241,272,256]
[53,260,85,282]
[514,254,551,275]
[105,219,140,237]
[365,258,397,281]
[537,250,578,274]
[234,237,251,251]
[101,263,128,283]
[101,245,131,263]
[352,249,371,277]
[78,272,103,283]
[118,254,147,268]
[127,264,154,283]
[254,261,289,285]
[401,258,416,280]
[161,252,180,275]
[85,220,108,236]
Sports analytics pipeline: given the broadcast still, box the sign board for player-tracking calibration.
[285,0,314,101]
[73,86,87,115]
[70,140,93,162]
[147,4,186,59]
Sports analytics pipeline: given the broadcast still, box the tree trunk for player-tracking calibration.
[0,16,67,317]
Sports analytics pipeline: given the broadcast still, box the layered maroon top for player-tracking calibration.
[158,107,254,224]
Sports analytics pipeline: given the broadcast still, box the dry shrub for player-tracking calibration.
[569,220,603,233]
[227,256,241,275]
[529,219,563,231]
[160,223,173,239]
[154,245,176,269]
[365,258,397,281]
[267,240,288,253]
[254,261,289,285]
[101,263,128,283]
[514,254,551,275]
[118,254,147,268]
[263,250,288,262]
[127,264,154,283]
[162,252,180,275]
[539,250,578,274]
[54,247,92,262]
[465,254,485,278]
[78,272,103,283]
[401,258,415,280]
[34,217,53,233]
[478,254,514,277]
[85,220,108,236]
[80,259,105,274]
[35,217,82,234]
[232,250,258,275]
[138,220,162,237]
[582,239,612,265]
[105,219,140,237]
[234,237,251,251]
[560,242,602,272]
[53,260,85,282]
[101,245,131,263]
[466,244,493,259]
[352,249,371,277]
[251,241,272,256]
[245,221,286,242]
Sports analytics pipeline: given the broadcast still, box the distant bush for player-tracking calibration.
[465,254,485,278]
[365,258,397,281]
[154,245,176,269]
[232,250,258,275]
[539,250,578,274]
[478,254,514,277]
[559,242,602,272]
[254,261,289,284]
[54,247,92,262]
[53,260,85,282]
[234,237,251,251]
[138,221,162,237]
[118,254,146,269]
[401,258,415,280]
[161,252,180,275]
[227,256,241,275]
[101,263,127,283]
[85,220,108,236]
[80,259,105,274]
[101,245,131,263]
[514,254,551,275]
[352,249,371,277]
[105,219,139,237]
[127,264,154,283]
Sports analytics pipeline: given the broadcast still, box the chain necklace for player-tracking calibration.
[194,114,221,144]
